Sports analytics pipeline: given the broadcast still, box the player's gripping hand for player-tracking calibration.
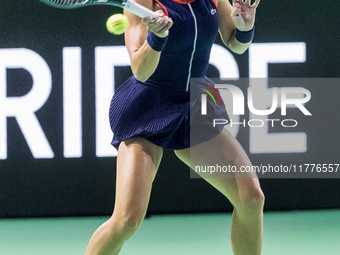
[143,10,173,38]
[231,0,260,31]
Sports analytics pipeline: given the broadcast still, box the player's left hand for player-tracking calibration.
[231,0,260,31]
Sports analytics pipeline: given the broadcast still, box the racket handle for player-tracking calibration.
[124,0,158,18]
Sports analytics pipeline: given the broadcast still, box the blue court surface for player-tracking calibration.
[0,210,339,255]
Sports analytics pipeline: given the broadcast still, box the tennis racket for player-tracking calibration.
[40,0,158,18]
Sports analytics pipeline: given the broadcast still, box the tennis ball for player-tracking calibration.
[106,14,129,35]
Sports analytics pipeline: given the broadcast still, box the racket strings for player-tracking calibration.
[43,0,87,6]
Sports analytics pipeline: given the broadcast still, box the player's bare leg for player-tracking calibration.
[85,138,163,255]
[175,129,264,255]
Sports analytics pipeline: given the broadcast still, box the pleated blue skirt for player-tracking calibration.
[109,76,229,150]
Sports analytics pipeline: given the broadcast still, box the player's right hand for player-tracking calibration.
[143,10,173,38]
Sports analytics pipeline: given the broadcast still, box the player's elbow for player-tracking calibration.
[135,76,148,83]
[131,63,155,82]
[133,71,149,83]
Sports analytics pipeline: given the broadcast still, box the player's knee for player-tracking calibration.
[109,211,145,241]
[237,188,265,214]
[119,213,144,235]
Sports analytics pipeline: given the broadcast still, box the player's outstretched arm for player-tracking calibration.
[124,0,173,82]
[218,0,260,54]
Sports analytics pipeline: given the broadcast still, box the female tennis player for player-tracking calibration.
[85,0,263,254]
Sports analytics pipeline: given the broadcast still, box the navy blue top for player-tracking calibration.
[109,0,228,150]
[143,0,219,91]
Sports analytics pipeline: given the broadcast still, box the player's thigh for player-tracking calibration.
[175,129,263,208]
[113,137,163,220]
